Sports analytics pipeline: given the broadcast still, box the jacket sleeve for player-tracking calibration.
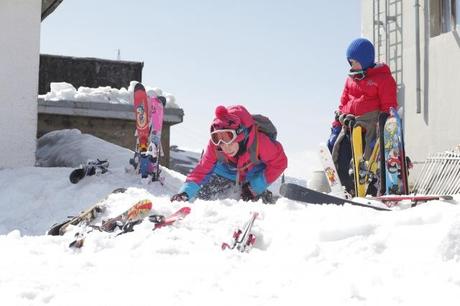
[252,134,288,192]
[378,74,398,113]
[338,79,350,113]
[179,141,217,200]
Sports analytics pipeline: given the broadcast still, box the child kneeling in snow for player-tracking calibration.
[171,105,288,204]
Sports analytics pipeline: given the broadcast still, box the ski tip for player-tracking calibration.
[112,187,128,194]
[180,207,192,215]
[134,82,145,91]
[69,239,84,249]
[158,96,167,107]
[69,168,85,184]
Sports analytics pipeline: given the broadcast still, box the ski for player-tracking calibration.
[149,206,191,230]
[222,212,258,252]
[130,83,152,180]
[148,95,166,182]
[319,143,347,198]
[373,195,453,202]
[279,183,391,211]
[69,199,152,248]
[47,187,126,236]
[351,124,367,197]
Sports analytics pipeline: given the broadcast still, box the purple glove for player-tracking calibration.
[170,192,189,202]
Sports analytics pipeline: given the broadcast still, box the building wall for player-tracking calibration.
[0,0,41,167]
[39,55,143,94]
[361,0,460,166]
[36,100,185,168]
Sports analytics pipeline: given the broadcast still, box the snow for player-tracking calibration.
[38,81,180,109]
[2,130,460,305]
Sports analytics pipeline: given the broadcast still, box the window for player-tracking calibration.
[430,0,458,36]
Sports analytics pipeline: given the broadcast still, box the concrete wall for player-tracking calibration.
[0,0,41,167]
[39,55,143,94]
[361,0,460,166]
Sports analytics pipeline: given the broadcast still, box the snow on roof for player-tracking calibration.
[38,81,180,109]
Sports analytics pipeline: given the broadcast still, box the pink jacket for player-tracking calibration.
[180,105,288,199]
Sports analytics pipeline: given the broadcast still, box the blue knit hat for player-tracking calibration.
[346,38,375,70]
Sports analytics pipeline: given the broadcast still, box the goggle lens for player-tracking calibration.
[210,130,237,145]
[348,70,366,80]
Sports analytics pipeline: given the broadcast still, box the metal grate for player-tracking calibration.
[413,151,460,195]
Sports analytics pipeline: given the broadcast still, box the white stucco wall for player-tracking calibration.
[361,0,460,165]
[0,0,41,167]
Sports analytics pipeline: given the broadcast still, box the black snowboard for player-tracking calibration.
[279,183,391,211]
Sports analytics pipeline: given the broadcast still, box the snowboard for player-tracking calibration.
[47,187,127,236]
[69,159,109,184]
[222,212,258,252]
[149,206,191,230]
[279,183,391,211]
[382,108,409,195]
[319,143,346,198]
[69,199,153,248]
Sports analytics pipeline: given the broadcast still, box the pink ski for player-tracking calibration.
[150,207,191,230]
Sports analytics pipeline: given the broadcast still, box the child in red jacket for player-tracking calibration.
[171,105,288,203]
[327,38,398,194]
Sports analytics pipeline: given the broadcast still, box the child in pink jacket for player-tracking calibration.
[171,105,287,203]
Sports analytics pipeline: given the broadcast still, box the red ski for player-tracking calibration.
[149,207,191,230]
[374,195,453,202]
[133,83,150,151]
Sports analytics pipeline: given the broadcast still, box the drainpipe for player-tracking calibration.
[415,0,422,113]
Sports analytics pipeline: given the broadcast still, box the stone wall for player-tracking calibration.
[37,100,184,168]
[39,54,143,94]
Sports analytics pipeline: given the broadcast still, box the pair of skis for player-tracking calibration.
[69,204,191,249]
[130,83,165,183]
[222,212,258,252]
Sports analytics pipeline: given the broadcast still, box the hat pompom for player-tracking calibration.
[215,105,228,119]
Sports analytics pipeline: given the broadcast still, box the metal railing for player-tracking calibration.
[413,151,460,195]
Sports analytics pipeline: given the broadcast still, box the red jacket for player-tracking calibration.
[337,63,397,122]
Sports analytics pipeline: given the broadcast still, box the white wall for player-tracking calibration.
[360,0,460,165]
[0,0,41,167]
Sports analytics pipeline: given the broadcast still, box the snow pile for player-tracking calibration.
[39,81,180,108]
[1,130,460,305]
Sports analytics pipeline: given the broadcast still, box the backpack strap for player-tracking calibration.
[247,128,260,165]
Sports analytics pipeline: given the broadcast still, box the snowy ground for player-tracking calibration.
[1,130,460,305]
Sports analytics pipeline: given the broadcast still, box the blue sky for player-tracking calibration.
[40,0,361,155]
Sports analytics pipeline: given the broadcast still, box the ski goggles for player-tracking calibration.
[348,70,366,81]
[210,129,238,146]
